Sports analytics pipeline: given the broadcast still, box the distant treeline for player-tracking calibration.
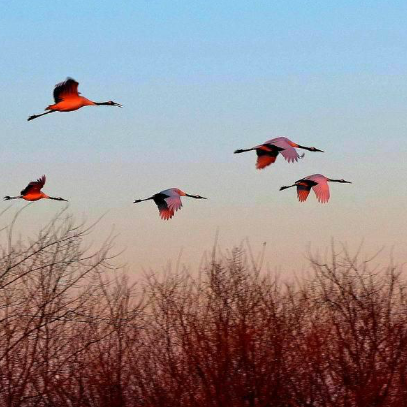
[0,210,406,407]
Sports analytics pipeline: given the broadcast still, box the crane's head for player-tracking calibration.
[296,144,324,152]
[107,101,123,108]
[328,178,352,184]
[185,194,207,199]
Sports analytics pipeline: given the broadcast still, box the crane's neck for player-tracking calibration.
[48,196,68,201]
[297,145,313,151]
[94,101,122,107]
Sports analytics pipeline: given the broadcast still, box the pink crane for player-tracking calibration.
[28,78,122,121]
[280,174,351,203]
[4,175,68,202]
[234,137,323,169]
[134,188,207,220]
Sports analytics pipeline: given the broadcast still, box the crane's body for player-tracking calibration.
[134,188,207,220]
[46,97,95,112]
[280,174,351,203]
[4,175,68,202]
[28,78,122,121]
[234,136,323,169]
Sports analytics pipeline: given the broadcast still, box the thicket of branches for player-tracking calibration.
[0,210,406,407]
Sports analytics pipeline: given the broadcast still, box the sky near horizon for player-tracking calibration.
[1,1,407,273]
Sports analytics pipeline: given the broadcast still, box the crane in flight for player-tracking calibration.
[4,175,68,202]
[234,137,323,169]
[279,174,351,203]
[27,78,122,121]
[134,188,207,220]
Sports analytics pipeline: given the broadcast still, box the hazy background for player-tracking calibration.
[1,1,406,272]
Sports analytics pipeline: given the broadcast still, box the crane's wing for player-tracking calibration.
[165,194,183,214]
[153,193,176,220]
[280,146,302,163]
[21,175,46,196]
[158,206,175,220]
[255,145,280,170]
[270,138,302,163]
[53,78,80,103]
[296,183,312,202]
[308,175,330,203]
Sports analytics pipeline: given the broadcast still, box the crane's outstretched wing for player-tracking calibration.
[307,175,330,203]
[255,145,280,170]
[312,183,330,203]
[280,146,302,163]
[269,137,302,163]
[296,183,312,202]
[153,193,176,220]
[53,78,80,103]
[165,195,183,213]
[21,175,46,196]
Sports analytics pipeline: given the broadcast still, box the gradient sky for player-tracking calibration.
[1,1,407,273]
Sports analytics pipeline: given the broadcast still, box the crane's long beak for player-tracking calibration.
[186,194,207,199]
[315,148,324,152]
[113,102,123,108]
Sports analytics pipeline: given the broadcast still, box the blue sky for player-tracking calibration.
[1,1,406,272]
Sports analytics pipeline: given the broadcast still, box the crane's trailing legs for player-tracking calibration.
[134,197,154,204]
[27,110,55,121]
[234,148,255,154]
[4,195,22,200]
[279,185,296,191]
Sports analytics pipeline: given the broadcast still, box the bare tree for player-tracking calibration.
[0,213,406,407]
